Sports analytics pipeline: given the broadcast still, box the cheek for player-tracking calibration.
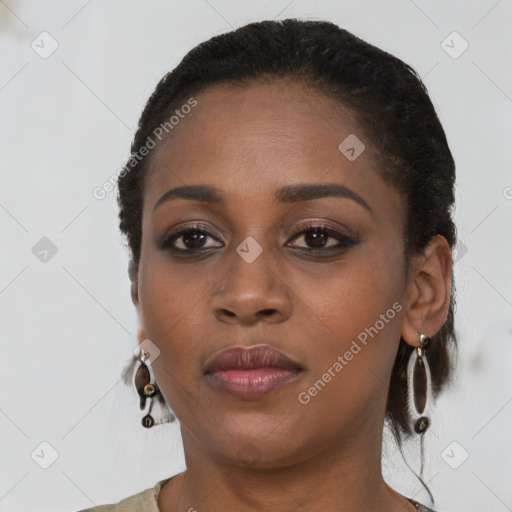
[138,271,208,415]
[292,250,404,405]
[296,250,402,344]
[137,254,217,383]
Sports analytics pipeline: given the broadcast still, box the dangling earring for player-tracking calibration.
[134,348,176,428]
[406,333,432,435]
[406,333,435,503]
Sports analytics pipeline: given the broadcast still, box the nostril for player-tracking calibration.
[260,309,275,316]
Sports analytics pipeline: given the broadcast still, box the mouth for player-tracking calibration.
[203,345,304,400]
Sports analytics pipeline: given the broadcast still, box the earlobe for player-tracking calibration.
[400,235,453,347]
[128,259,140,307]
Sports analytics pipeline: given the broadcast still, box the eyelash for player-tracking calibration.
[160,221,356,255]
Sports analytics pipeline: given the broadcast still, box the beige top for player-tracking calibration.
[76,476,175,512]
[75,473,435,512]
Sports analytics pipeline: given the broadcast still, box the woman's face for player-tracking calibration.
[134,81,411,467]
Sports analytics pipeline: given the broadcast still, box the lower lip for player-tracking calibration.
[205,368,302,399]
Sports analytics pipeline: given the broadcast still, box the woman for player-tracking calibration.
[78,18,456,512]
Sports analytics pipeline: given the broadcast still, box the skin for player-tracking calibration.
[129,80,452,512]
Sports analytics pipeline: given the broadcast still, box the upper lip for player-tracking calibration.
[203,345,303,374]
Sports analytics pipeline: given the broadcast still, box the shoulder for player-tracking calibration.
[74,477,173,512]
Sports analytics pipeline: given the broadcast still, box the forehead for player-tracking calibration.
[143,80,398,217]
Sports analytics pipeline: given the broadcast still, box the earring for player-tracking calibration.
[134,348,176,428]
[406,333,435,503]
[406,333,433,435]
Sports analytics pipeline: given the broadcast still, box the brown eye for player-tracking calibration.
[160,226,223,252]
[288,223,356,251]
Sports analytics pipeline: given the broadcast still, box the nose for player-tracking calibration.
[211,246,292,325]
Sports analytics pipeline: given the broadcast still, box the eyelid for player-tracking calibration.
[287,219,352,238]
[163,221,223,239]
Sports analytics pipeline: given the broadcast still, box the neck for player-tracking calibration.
[159,424,415,512]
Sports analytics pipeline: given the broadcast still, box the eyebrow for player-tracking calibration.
[153,183,374,216]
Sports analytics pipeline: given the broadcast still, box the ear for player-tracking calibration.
[401,234,453,347]
[128,259,140,308]
[128,259,148,345]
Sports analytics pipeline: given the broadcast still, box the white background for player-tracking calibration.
[0,1,511,511]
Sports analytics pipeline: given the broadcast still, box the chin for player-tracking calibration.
[201,426,315,469]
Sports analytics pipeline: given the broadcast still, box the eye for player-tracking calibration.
[159,224,223,252]
[159,221,356,255]
[287,221,356,251]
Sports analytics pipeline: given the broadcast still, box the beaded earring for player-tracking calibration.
[133,348,176,428]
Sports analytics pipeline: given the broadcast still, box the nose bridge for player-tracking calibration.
[211,236,291,323]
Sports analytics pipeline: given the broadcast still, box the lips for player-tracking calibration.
[204,345,304,400]
[204,345,303,374]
